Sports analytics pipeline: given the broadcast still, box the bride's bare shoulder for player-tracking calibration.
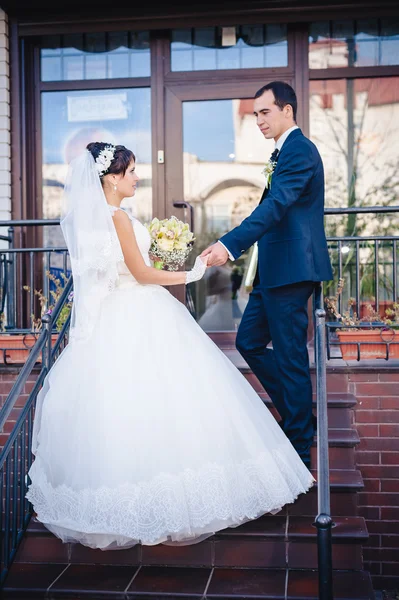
[111,207,133,232]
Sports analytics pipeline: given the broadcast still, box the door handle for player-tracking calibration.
[173,201,195,233]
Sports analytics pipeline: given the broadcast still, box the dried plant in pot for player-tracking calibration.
[325,279,399,360]
[0,272,73,365]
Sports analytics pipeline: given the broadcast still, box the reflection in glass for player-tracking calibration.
[310,77,399,309]
[183,99,274,331]
[309,18,399,68]
[41,88,152,248]
[172,25,288,71]
[40,31,151,81]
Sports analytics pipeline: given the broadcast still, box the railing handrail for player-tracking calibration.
[324,206,399,215]
[0,204,398,230]
[0,247,67,253]
[0,220,61,227]
[327,236,399,241]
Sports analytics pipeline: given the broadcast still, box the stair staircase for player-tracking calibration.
[1,363,375,599]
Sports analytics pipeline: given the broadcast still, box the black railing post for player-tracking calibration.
[6,226,15,330]
[314,305,333,600]
[41,313,52,373]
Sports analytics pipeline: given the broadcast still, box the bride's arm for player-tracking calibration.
[112,210,203,286]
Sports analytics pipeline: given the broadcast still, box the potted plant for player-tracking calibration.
[325,278,399,360]
[0,272,73,365]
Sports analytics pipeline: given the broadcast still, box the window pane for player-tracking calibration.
[171,24,288,71]
[130,52,151,77]
[309,18,399,68]
[381,40,399,65]
[241,46,264,69]
[41,88,152,249]
[108,53,129,78]
[85,54,107,79]
[63,56,84,80]
[40,31,151,81]
[41,57,62,82]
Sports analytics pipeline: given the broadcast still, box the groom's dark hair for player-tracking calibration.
[254,81,297,121]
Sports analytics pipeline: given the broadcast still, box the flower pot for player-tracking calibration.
[358,301,395,320]
[337,329,399,360]
[0,334,60,365]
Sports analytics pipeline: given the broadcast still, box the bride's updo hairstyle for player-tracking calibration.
[86,142,136,179]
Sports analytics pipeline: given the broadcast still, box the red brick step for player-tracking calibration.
[2,564,375,599]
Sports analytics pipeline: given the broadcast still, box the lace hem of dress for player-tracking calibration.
[27,446,314,547]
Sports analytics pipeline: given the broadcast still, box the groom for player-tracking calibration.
[201,81,333,468]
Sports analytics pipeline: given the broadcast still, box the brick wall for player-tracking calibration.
[0,9,10,222]
[0,370,39,446]
[0,362,398,590]
[349,371,399,591]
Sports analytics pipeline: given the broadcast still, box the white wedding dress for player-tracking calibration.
[27,207,314,550]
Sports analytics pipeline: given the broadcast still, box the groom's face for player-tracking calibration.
[254,90,289,142]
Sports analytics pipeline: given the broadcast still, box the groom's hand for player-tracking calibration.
[200,242,229,267]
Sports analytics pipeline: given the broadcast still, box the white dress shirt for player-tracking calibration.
[219,125,300,261]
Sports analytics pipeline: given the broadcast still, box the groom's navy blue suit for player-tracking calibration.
[220,128,333,463]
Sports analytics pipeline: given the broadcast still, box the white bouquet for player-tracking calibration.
[146,216,195,271]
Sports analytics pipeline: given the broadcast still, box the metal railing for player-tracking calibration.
[0,277,72,584]
[0,206,397,597]
[313,285,333,600]
[0,220,69,332]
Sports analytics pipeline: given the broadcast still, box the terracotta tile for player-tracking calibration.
[288,541,362,569]
[16,535,69,563]
[127,566,210,596]
[3,563,68,594]
[141,540,213,567]
[70,543,141,566]
[207,567,286,598]
[214,539,286,568]
[50,564,136,595]
[291,487,359,516]
[217,515,287,538]
[287,569,373,599]
[288,516,368,540]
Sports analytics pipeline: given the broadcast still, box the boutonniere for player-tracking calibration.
[262,158,278,189]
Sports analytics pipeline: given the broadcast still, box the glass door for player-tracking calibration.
[165,80,294,331]
[182,98,274,331]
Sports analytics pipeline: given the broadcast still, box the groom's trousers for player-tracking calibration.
[236,281,316,461]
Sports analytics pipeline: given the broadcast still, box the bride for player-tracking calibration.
[27,142,314,551]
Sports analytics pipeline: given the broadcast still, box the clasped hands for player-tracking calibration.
[200,242,229,267]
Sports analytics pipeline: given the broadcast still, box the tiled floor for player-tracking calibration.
[3,564,375,599]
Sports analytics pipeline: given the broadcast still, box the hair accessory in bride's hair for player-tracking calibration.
[95,145,116,177]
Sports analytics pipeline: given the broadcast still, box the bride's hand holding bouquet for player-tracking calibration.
[146,216,195,271]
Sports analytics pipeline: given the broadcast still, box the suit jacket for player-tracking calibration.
[220,128,333,288]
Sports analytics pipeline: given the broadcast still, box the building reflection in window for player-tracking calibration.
[183,98,274,330]
[42,88,152,250]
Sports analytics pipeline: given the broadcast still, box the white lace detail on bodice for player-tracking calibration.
[108,205,152,283]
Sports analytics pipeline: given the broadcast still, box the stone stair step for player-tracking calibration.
[312,428,360,447]
[17,516,368,571]
[2,564,375,599]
